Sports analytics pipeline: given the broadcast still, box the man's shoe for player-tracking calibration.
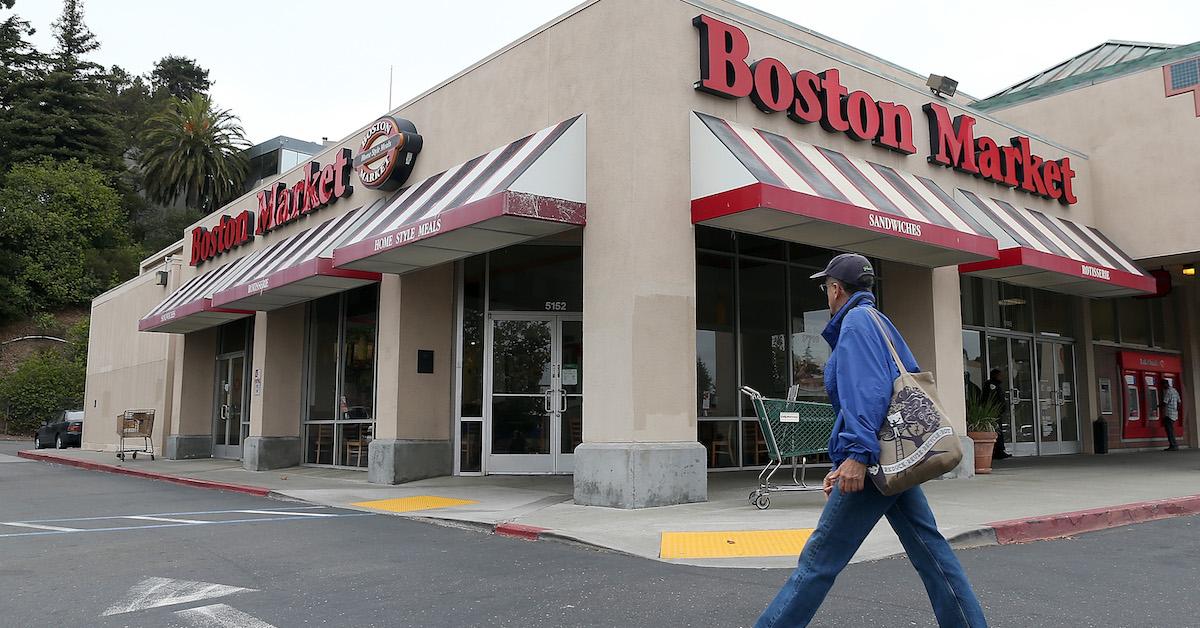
[1165,447,1179,451]
[994,452,1011,459]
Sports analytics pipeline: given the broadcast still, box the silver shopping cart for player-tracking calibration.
[740,386,837,510]
[116,409,156,461]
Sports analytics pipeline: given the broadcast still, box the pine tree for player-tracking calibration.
[0,0,121,174]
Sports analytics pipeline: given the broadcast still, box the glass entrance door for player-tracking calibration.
[986,335,1079,456]
[1035,341,1080,454]
[486,314,581,474]
[213,354,246,460]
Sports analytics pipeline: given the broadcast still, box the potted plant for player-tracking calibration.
[965,393,1005,474]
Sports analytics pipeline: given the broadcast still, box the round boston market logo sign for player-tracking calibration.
[355,115,423,191]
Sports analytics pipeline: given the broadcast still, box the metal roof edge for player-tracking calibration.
[682,0,1086,157]
[974,40,1200,112]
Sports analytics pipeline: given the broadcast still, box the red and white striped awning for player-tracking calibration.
[690,112,998,267]
[333,115,586,274]
[210,207,380,311]
[138,253,263,333]
[956,190,1155,297]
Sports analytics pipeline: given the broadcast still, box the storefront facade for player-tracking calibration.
[84,0,1200,507]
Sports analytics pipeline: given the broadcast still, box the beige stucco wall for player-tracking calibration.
[83,260,180,451]
[92,0,1147,467]
[247,305,305,438]
[980,66,1200,262]
[375,265,456,441]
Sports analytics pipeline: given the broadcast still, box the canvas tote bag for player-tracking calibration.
[864,308,963,496]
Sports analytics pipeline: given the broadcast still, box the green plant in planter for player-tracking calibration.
[965,392,1005,433]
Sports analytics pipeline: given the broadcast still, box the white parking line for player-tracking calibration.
[1,521,80,532]
[125,515,207,525]
[235,510,335,518]
[176,603,277,628]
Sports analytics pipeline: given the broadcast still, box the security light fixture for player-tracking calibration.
[1184,264,1196,276]
[156,270,169,286]
[926,74,958,98]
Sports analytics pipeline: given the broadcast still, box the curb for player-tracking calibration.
[494,522,548,540]
[984,493,1200,544]
[16,450,271,497]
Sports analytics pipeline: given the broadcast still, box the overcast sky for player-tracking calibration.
[11,0,1200,144]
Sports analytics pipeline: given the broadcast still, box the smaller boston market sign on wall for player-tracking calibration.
[190,115,423,266]
[692,15,1078,206]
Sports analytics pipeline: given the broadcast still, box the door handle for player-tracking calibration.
[543,389,553,413]
[220,404,229,421]
[559,390,567,413]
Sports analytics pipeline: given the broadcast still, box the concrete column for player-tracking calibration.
[572,79,705,509]
[1076,297,1099,454]
[368,266,456,484]
[1178,282,1200,449]
[243,306,305,471]
[880,264,973,478]
[166,327,218,459]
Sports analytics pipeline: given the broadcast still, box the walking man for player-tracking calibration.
[982,369,1011,460]
[1162,379,1181,451]
[755,253,987,628]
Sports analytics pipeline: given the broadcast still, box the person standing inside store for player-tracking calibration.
[756,253,987,628]
[982,369,1011,460]
[1162,379,1181,451]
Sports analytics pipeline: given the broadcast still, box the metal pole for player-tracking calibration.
[388,65,393,111]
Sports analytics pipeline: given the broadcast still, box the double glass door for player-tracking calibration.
[213,354,247,460]
[986,336,1079,455]
[486,314,582,474]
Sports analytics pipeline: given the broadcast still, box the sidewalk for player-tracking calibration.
[19,447,1200,568]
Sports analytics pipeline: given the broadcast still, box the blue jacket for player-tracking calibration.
[822,291,919,467]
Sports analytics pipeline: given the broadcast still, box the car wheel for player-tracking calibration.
[56,435,65,449]
[33,435,42,449]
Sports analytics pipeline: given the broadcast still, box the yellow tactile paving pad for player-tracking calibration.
[351,496,478,513]
[660,528,815,559]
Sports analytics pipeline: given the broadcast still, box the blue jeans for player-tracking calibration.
[755,482,987,627]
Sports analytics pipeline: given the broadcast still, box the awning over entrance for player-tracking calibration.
[956,190,1155,297]
[138,252,266,333]
[690,112,998,267]
[210,207,380,311]
[332,115,586,274]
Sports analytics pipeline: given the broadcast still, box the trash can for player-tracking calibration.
[1093,418,1108,454]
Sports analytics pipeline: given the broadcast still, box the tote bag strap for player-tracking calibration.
[864,308,907,375]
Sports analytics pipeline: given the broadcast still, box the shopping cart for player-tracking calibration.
[116,410,155,461]
[740,386,836,510]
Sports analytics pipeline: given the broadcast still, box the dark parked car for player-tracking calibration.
[34,410,84,449]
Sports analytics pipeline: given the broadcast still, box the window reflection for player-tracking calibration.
[303,285,378,467]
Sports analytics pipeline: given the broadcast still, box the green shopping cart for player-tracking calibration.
[740,386,837,510]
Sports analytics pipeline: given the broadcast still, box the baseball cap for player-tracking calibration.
[809,253,874,287]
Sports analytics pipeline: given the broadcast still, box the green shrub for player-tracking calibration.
[0,350,85,434]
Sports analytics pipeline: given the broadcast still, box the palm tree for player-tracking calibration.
[140,95,249,212]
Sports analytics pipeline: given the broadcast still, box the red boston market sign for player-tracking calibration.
[190,117,423,267]
[692,15,1078,205]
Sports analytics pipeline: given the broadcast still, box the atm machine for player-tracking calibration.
[1119,351,1184,441]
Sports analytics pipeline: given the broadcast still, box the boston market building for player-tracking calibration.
[84,0,1200,507]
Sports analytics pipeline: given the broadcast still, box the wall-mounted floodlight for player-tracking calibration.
[926,74,958,98]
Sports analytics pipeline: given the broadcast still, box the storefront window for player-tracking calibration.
[990,283,1032,332]
[488,245,582,312]
[739,257,789,414]
[790,267,831,402]
[962,330,984,403]
[1151,298,1179,350]
[960,277,985,327]
[696,253,737,418]
[461,256,485,418]
[218,318,249,355]
[1117,298,1151,346]
[1091,299,1117,342]
[695,225,734,253]
[698,420,738,468]
[694,228,861,469]
[1033,289,1075,337]
[303,285,378,468]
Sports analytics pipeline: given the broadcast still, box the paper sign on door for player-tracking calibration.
[562,368,578,387]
